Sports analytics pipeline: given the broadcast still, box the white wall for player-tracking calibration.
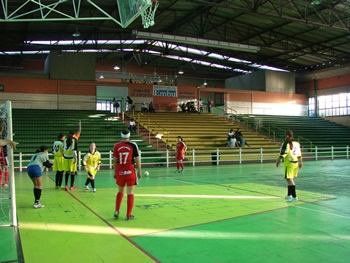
[226,101,308,116]
[0,93,96,110]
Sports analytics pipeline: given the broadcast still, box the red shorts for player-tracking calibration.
[0,153,7,166]
[176,154,184,161]
[115,169,136,187]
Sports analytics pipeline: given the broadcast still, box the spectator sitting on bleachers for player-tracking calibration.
[180,103,186,112]
[234,128,250,147]
[227,128,237,148]
[128,118,136,133]
[141,102,148,112]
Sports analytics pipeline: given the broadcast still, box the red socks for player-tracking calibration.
[127,194,134,217]
[180,163,184,170]
[176,162,180,170]
[4,172,8,184]
[115,192,124,211]
[116,192,135,217]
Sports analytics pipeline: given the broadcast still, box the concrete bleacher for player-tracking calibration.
[135,112,281,162]
[12,109,160,164]
[236,114,350,149]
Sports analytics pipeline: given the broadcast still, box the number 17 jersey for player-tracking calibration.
[113,141,139,175]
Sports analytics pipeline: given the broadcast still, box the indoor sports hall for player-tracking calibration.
[1,1,350,263]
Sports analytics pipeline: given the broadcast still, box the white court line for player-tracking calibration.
[167,178,348,219]
[293,205,350,219]
[136,194,278,199]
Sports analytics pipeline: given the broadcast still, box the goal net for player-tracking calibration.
[0,101,17,226]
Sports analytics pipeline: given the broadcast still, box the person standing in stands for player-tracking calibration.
[127,96,134,111]
[27,146,53,208]
[276,130,303,202]
[207,98,212,113]
[176,136,187,173]
[149,102,155,113]
[112,98,120,114]
[113,130,142,220]
[53,133,66,189]
[199,99,204,113]
[63,132,78,191]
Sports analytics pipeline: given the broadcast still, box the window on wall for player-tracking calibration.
[314,93,350,117]
[308,97,315,116]
[97,100,112,112]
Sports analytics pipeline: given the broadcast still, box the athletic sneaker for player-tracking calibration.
[175,170,179,173]
[65,185,69,191]
[4,184,8,187]
[180,170,184,173]
[114,211,119,219]
[85,185,90,190]
[286,195,298,202]
[285,195,291,200]
[290,196,298,202]
[126,215,135,220]
[70,186,76,190]
[92,188,96,192]
[33,203,44,209]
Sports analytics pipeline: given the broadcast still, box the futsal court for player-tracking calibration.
[2,159,349,263]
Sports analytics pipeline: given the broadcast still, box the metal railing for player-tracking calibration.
[135,112,170,148]
[13,145,350,171]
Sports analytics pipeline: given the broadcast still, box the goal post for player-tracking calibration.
[7,101,17,227]
[0,100,17,227]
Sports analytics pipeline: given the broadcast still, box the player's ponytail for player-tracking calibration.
[66,134,73,148]
[285,130,294,150]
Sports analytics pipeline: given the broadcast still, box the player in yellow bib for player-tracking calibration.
[63,134,78,191]
[53,133,65,189]
[83,142,101,192]
[276,130,303,202]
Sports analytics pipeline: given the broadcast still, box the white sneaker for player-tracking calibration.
[33,203,45,209]
[286,195,298,202]
[92,188,96,192]
[85,185,90,190]
[285,195,293,202]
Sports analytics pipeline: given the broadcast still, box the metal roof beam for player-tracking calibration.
[192,0,350,32]
[0,0,123,27]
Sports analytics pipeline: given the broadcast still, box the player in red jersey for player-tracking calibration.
[113,130,142,220]
[176,136,187,173]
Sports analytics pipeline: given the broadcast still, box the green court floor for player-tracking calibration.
[2,159,350,263]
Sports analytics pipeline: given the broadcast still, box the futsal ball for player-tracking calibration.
[144,171,150,177]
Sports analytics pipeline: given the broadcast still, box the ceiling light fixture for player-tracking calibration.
[178,68,184,74]
[113,65,120,70]
[72,27,80,38]
[99,73,104,79]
